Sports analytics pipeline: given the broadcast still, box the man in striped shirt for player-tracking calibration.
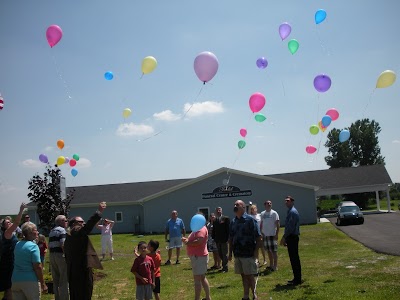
[49,215,69,300]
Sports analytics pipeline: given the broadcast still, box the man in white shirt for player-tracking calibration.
[260,200,280,271]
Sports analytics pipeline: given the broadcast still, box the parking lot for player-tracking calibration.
[327,211,400,256]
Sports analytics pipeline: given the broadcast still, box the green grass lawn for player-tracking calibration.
[42,223,400,300]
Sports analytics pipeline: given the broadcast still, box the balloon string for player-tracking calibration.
[314,25,331,56]
[361,88,376,118]
[136,85,205,142]
[224,149,243,187]
[52,54,72,100]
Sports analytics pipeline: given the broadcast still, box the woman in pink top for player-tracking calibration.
[182,220,211,300]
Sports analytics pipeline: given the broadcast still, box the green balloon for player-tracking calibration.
[288,39,299,55]
[72,154,80,161]
[254,113,266,122]
[238,140,246,149]
[309,125,319,135]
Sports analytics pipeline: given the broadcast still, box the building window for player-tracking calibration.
[115,212,123,223]
[197,207,210,221]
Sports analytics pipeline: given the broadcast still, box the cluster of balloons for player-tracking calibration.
[190,214,206,232]
[0,94,4,110]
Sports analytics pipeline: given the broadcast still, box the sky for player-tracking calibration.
[1,0,399,214]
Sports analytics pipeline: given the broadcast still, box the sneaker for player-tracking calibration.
[111,257,115,261]
[164,260,171,265]
[221,267,228,273]
[175,260,180,265]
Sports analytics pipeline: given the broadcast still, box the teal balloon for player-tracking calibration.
[254,113,266,122]
[288,39,299,54]
[72,154,80,161]
[190,214,206,232]
[315,9,327,24]
[71,168,78,177]
[309,125,319,135]
[238,140,246,149]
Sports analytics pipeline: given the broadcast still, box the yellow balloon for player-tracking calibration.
[57,156,65,166]
[123,108,132,118]
[376,70,396,88]
[141,56,157,74]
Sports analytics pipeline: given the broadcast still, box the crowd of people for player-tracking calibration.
[0,196,302,300]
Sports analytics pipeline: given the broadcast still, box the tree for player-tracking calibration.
[324,118,385,168]
[27,164,74,233]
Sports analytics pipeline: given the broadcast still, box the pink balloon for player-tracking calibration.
[194,51,219,83]
[306,145,317,154]
[46,25,63,48]
[249,92,266,113]
[69,159,77,167]
[326,108,339,121]
[240,128,247,138]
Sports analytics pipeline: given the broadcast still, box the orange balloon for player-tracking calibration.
[57,139,65,150]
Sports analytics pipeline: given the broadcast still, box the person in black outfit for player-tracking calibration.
[211,207,230,272]
[280,196,302,285]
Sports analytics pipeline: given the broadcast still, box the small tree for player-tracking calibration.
[27,164,74,233]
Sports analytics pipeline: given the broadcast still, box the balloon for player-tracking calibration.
[104,71,114,80]
[306,145,317,154]
[0,95,4,110]
[326,108,339,121]
[315,9,327,24]
[57,139,64,150]
[254,113,266,122]
[238,140,246,149]
[71,168,78,177]
[339,129,350,143]
[64,157,69,164]
[141,56,157,75]
[123,108,132,118]
[288,39,299,55]
[279,22,292,41]
[314,74,331,92]
[46,25,63,48]
[57,156,65,166]
[190,214,206,232]
[72,154,80,161]
[318,121,327,132]
[69,159,77,167]
[249,92,266,113]
[321,115,332,127]
[194,51,219,83]
[39,154,48,164]
[376,70,396,88]
[256,57,268,69]
[309,125,319,135]
[239,128,247,138]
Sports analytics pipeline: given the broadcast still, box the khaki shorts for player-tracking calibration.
[234,256,258,275]
[190,255,209,275]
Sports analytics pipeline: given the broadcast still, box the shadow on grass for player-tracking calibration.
[272,282,310,292]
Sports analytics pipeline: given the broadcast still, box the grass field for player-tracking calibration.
[41,222,400,300]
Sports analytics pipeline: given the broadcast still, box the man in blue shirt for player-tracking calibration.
[229,200,262,300]
[280,196,302,286]
[164,210,186,265]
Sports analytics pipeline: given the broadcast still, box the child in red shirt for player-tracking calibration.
[131,241,155,300]
[147,240,161,300]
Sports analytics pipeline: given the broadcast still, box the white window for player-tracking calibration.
[115,212,123,223]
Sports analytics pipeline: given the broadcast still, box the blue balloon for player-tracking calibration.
[190,214,206,232]
[339,129,350,143]
[315,9,327,24]
[71,168,78,177]
[321,115,332,127]
[104,71,114,80]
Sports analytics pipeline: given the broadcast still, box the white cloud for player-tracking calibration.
[45,146,54,152]
[19,159,42,168]
[116,123,155,137]
[392,140,400,144]
[76,158,91,168]
[153,110,181,121]
[183,101,224,118]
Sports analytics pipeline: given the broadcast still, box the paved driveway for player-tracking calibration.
[327,211,400,256]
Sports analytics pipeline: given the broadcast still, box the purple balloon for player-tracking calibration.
[39,154,48,164]
[256,57,268,69]
[279,22,292,41]
[194,51,219,83]
[313,74,332,93]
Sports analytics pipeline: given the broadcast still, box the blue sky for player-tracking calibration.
[1,0,399,214]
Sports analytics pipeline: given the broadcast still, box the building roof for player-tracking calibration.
[266,164,392,196]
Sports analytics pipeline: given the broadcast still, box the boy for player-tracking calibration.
[147,240,161,300]
[131,241,155,300]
